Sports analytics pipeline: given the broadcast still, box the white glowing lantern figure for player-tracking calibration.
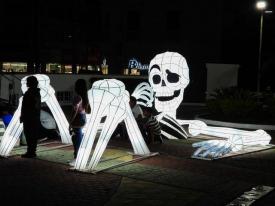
[74,79,150,171]
[147,51,271,159]
[0,74,71,157]
[149,52,189,118]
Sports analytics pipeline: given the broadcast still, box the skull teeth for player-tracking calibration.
[156,92,174,97]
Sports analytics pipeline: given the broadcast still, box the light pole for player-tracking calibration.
[256,1,266,94]
[255,1,272,93]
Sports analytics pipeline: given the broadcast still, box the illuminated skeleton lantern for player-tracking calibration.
[74,79,150,171]
[0,74,71,157]
[149,52,189,118]
[146,51,271,159]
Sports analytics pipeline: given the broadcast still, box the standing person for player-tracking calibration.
[69,79,89,166]
[20,76,41,158]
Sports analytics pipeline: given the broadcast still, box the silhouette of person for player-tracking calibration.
[20,76,41,158]
[69,79,89,166]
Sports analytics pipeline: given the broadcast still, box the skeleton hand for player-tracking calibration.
[192,135,244,159]
[192,129,271,159]
[22,74,71,144]
[74,79,150,171]
[0,74,71,157]
[131,82,154,107]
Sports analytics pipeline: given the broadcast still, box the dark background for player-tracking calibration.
[0,0,274,101]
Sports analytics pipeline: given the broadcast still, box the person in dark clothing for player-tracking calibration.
[20,76,41,158]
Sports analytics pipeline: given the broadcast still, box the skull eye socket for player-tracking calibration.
[166,70,179,83]
[152,74,161,84]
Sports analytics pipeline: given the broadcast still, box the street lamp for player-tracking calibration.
[256,1,266,94]
[255,1,272,93]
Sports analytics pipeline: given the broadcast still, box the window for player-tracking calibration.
[2,62,27,73]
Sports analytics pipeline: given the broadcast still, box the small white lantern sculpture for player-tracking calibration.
[0,74,71,157]
[147,51,271,158]
[74,79,150,171]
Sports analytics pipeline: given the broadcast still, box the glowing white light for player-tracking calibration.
[192,128,271,158]
[131,82,154,107]
[149,52,189,118]
[74,79,150,171]
[256,1,267,10]
[148,51,271,157]
[0,74,71,157]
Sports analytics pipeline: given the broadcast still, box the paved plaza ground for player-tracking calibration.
[1,105,275,206]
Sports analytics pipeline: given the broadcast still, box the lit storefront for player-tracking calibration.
[1,62,109,74]
[2,62,27,73]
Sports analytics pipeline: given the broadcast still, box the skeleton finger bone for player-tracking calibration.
[124,91,150,155]
[88,97,127,170]
[0,98,23,156]
[74,87,117,170]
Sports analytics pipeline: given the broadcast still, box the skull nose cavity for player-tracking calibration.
[161,80,166,86]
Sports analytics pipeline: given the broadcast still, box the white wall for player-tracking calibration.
[0,74,147,105]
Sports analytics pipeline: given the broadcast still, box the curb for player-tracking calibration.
[195,115,275,130]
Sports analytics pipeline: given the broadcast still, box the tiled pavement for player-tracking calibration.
[1,105,275,205]
[1,136,275,206]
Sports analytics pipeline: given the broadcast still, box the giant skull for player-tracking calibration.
[149,52,189,117]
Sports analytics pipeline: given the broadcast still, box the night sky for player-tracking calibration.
[221,0,275,90]
[0,0,274,91]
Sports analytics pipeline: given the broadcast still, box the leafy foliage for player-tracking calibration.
[206,87,275,124]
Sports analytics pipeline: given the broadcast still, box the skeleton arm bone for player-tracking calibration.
[176,119,271,158]
[177,119,271,146]
[157,113,188,139]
